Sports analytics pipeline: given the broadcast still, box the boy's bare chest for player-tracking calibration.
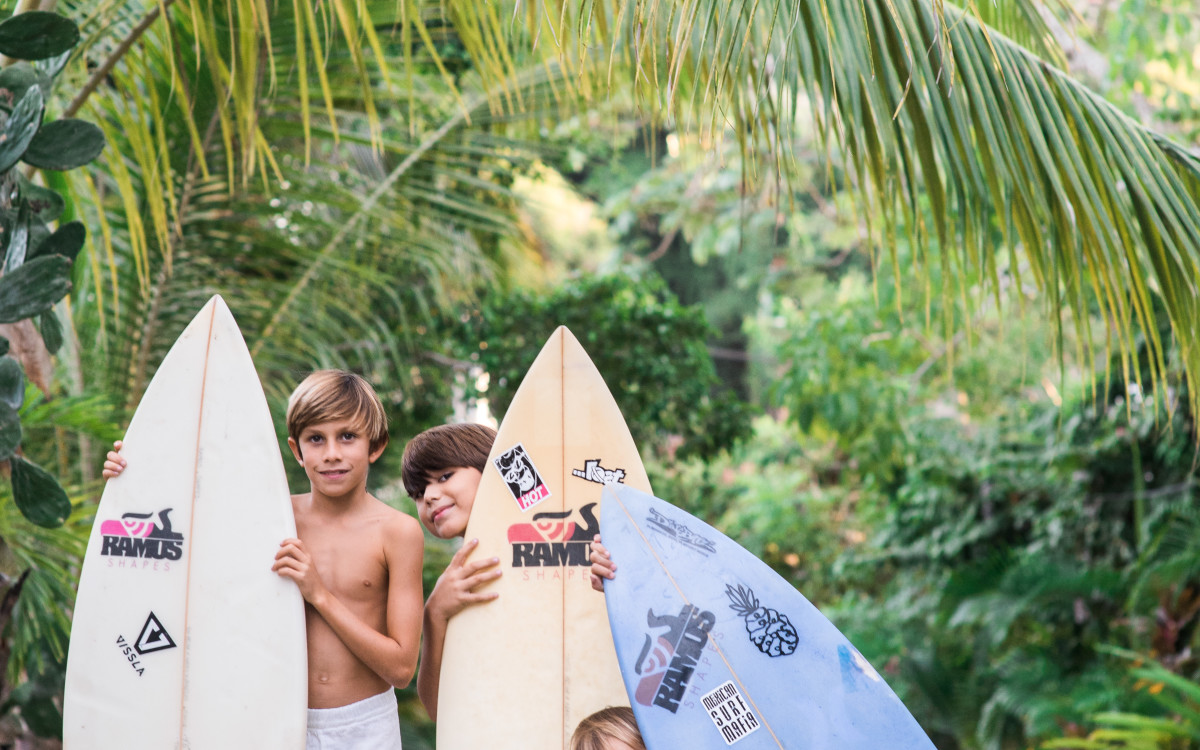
[297,518,389,604]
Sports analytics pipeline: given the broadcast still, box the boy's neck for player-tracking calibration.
[307,483,372,513]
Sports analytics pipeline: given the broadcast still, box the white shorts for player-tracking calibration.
[306,690,403,749]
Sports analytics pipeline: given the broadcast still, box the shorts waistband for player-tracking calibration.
[307,690,398,730]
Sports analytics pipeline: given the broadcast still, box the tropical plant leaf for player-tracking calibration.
[0,401,20,460]
[0,255,72,324]
[29,221,85,265]
[22,119,106,170]
[0,63,51,111]
[9,455,71,528]
[2,202,31,273]
[0,84,43,173]
[0,355,24,410]
[38,311,63,355]
[0,11,79,61]
[17,175,66,223]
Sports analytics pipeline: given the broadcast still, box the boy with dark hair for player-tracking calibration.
[400,422,502,720]
[106,369,424,748]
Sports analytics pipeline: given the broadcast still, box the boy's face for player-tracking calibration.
[287,418,384,500]
[416,466,482,539]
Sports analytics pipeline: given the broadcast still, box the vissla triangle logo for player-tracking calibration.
[135,612,177,655]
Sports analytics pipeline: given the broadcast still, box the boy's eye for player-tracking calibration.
[341,432,357,441]
[439,471,453,482]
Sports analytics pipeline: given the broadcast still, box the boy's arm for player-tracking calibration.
[274,515,425,688]
[417,538,501,720]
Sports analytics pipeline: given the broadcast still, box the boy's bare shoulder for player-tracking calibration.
[367,496,423,543]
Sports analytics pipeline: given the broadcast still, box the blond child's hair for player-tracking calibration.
[570,706,645,750]
[286,370,388,454]
[401,423,496,499]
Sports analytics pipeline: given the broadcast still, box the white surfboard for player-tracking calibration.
[436,326,652,749]
[63,296,307,749]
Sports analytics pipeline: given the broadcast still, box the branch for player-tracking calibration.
[64,0,177,119]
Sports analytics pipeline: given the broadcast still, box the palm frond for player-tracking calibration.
[441,0,1200,417]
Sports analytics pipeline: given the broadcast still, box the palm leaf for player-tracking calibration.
[438,0,1200,417]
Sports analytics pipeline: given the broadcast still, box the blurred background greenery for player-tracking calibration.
[3,0,1200,746]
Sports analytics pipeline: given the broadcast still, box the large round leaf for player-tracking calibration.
[0,254,72,324]
[10,455,71,528]
[0,12,79,61]
[0,64,50,112]
[29,220,85,264]
[0,85,43,173]
[0,401,20,460]
[23,119,106,170]
[0,355,23,410]
[18,174,65,222]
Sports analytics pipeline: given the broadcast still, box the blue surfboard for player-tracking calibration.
[599,484,935,749]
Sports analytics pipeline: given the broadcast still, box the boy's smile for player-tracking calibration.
[418,466,482,539]
[288,418,384,500]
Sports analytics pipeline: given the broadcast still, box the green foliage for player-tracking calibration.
[648,415,851,606]
[0,12,79,61]
[0,7,108,739]
[0,7,105,529]
[438,271,752,462]
[824,364,1199,749]
[1041,649,1200,750]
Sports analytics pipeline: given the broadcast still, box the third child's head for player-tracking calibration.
[285,370,388,499]
[570,706,645,750]
[401,423,496,539]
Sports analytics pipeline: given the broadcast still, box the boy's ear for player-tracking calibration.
[287,436,304,464]
[368,435,388,464]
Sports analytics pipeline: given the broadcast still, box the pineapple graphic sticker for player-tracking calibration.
[725,583,799,657]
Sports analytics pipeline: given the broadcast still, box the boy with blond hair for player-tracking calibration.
[106,369,424,748]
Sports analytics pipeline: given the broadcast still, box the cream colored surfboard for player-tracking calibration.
[437,326,652,749]
[63,296,307,749]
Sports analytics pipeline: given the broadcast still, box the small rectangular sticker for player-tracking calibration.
[493,443,551,511]
[701,681,762,745]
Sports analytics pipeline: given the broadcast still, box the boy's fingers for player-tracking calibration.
[464,557,500,574]
[450,538,480,566]
[466,567,502,585]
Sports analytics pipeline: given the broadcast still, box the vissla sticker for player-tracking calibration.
[135,612,177,654]
[115,611,176,678]
[494,443,551,511]
[702,681,762,745]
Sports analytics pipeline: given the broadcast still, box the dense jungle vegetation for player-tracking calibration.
[1,0,1198,747]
